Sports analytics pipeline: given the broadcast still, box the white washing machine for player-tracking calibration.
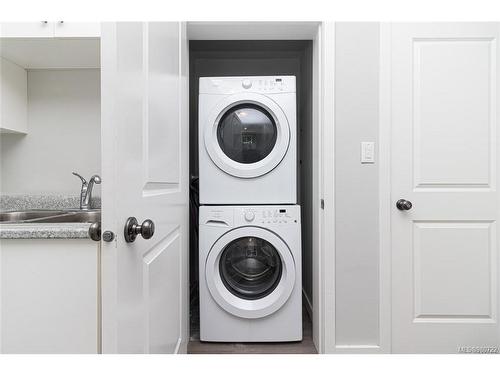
[198,76,297,204]
[199,205,302,342]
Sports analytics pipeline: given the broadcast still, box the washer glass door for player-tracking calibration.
[217,104,277,164]
[219,236,282,300]
[205,226,296,319]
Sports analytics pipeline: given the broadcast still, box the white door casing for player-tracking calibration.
[101,22,189,354]
[390,23,500,353]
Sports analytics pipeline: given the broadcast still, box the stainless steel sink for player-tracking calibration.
[33,210,101,223]
[0,209,101,224]
[0,210,68,222]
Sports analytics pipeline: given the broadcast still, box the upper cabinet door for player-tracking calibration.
[0,22,55,38]
[0,22,100,38]
[54,22,100,38]
[0,57,28,134]
[100,22,189,354]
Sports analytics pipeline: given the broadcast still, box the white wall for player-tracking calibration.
[334,23,380,346]
[0,69,101,195]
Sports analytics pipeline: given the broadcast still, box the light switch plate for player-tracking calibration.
[361,142,375,163]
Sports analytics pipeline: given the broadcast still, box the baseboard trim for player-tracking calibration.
[175,337,187,354]
[334,344,384,354]
[302,288,313,321]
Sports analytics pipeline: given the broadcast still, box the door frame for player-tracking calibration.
[370,22,403,354]
[187,21,330,353]
[378,22,393,353]
[315,21,335,353]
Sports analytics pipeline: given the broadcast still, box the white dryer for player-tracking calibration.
[199,205,302,342]
[198,76,297,204]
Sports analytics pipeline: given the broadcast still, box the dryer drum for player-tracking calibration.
[219,236,283,300]
[217,103,278,164]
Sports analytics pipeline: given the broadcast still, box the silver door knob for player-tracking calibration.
[89,222,101,241]
[396,199,412,211]
[124,217,155,243]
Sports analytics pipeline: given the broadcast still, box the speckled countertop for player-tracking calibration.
[0,194,100,211]
[0,195,100,240]
[0,223,92,239]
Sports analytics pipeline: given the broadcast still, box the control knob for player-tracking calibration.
[244,211,255,222]
[242,79,252,89]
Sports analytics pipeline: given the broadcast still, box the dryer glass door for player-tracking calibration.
[217,104,277,164]
[219,236,282,300]
[204,93,291,179]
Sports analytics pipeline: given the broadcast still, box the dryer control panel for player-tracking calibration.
[252,78,287,93]
[199,76,296,95]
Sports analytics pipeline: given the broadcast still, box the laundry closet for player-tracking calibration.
[188,37,316,352]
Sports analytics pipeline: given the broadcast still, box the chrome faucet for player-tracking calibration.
[72,172,102,210]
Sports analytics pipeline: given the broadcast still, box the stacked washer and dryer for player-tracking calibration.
[198,76,302,342]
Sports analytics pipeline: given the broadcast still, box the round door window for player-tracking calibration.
[217,104,278,164]
[219,236,282,300]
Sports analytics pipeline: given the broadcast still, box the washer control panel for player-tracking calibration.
[240,207,299,225]
[199,76,296,94]
[200,206,301,227]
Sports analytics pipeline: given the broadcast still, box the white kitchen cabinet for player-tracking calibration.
[0,22,55,38]
[0,239,100,354]
[0,57,27,134]
[0,22,99,38]
[54,22,100,38]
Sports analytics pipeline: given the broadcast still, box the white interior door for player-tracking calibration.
[390,22,500,353]
[100,22,189,354]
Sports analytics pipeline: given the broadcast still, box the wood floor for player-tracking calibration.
[187,305,317,354]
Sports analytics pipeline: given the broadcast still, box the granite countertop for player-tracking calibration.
[0,194,100,240]
[0,194,100,211]
[0,223,92,239]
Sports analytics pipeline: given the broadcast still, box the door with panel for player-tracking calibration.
[390,23,500,353]
[101,22,189,353]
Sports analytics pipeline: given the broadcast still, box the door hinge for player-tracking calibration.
[320,199,325,210]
